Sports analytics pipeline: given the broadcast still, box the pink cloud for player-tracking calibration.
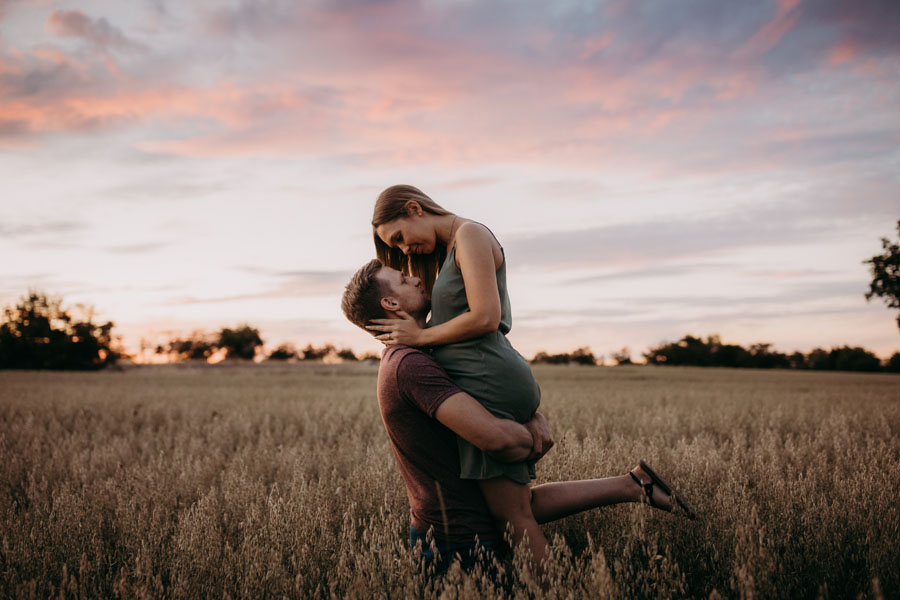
[46,10,145,52]
[828,40,859,65]
[734,0,804,60]
[579,33,614,61]
[1,0,896,178]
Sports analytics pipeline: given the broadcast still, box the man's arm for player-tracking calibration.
[434,392,553,462]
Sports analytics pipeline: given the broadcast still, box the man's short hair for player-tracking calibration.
[342,259,388,334]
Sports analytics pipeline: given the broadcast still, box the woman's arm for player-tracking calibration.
[369,223,502,347]
[420,223,502,345]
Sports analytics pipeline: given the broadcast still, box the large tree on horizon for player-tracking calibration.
[0,291,118,370]
[864,219,900,331]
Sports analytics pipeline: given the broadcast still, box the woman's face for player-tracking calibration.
[375,214,435,256]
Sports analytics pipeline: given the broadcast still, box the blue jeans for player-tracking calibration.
[409,524,497,575]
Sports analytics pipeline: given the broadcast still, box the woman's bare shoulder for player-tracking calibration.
[454,221,502,266]
[455,220,499,247]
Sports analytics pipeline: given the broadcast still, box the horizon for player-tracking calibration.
[2,0,899,361]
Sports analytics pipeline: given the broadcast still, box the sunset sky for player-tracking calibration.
[1,0,898,362]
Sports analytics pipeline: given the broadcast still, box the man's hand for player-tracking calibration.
[524,412,553,461]
[434,392,534,462]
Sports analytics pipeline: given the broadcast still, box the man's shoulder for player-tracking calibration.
[379,345,460,418]
[380,344,436,373]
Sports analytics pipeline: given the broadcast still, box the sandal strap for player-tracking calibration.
[629,471,656,507]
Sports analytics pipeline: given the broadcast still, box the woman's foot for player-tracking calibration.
[629,461,696,519]
[629,464,676,512]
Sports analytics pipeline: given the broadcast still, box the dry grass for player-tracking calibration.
[1,363,898,599]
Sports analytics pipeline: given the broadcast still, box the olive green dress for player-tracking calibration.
[429,241,541,484]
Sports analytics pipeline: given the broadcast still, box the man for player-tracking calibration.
[341,260,694,572]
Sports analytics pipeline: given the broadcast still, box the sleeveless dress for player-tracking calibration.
[429,239,541,485]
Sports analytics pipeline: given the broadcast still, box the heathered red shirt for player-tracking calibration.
[377,345,498,545]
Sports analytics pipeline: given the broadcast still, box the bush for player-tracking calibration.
[267,344,298,361]
[612,347,633,366]
[217,325,263,360]
[166,333,217,360]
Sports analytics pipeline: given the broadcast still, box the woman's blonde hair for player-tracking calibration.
[372,184,451,296]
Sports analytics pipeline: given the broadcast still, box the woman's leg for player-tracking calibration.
[478,477,549,572]
[529,464,675,523]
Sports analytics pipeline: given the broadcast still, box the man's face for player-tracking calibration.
[375,267,429,317]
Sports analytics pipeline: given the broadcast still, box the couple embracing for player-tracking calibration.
[341,185,695,575]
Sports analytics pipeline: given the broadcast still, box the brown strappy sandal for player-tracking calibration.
[629,460,697,520]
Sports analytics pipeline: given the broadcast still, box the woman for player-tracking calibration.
[366,184,694,570]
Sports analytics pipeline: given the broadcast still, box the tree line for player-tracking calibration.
[151,330,377,362]
[529,338,900,372]
[1,291,899,372]
[2,219,898,371]
[155,330,375,363]
[0,292,379,370]
[641,334,900,373]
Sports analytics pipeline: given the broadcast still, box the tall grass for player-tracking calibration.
[1,364,897,598]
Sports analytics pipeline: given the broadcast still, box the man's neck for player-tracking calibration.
[388,311,427,331]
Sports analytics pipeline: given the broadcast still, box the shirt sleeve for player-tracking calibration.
[396,351,463,418]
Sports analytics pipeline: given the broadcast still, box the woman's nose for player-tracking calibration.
[400,245,410,255]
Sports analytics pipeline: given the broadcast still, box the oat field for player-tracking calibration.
[1,363,898,599]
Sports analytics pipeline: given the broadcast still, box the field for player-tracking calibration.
[1,363,898,599]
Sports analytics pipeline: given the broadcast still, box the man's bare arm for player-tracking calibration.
[434,392,553,462]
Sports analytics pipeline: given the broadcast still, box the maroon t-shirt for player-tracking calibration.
[377,345,498,545]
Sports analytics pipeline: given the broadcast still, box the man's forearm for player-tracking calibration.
[433,392,536,462]
[485,419,533,462]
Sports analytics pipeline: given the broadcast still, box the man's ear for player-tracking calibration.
[380,296,400,313]
[405,200,423,218]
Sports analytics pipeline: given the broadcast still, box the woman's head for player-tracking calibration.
[372,185,451,294]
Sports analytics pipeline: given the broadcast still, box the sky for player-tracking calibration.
[1,0,899,362]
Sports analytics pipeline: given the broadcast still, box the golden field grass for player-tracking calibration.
[1,363,898,599]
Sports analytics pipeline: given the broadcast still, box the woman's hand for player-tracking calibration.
[367,311,427,347]
[524,412,554,462]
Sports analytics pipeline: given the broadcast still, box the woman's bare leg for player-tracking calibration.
[478,477,549,572]
[530,465,676,524]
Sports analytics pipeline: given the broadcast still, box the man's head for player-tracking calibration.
[342,259,429,334]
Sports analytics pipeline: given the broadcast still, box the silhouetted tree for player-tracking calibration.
[301,343,336,361]
[267,343,298,361]
[645,334,786,369]
[571,347,597,365]
[532,351,570,365]
[168,332,216,360]
[529,347,598,365]
[644,335,716,366]
[806,348,831,370]
[336,348,358,361]
[644,334,887,372]
[612,347,633,366]
[217,325,263,360]
[712,340,752,368]
[747,343,790,369]
[864,219,900,331]
[788,351,808,370]
[885,352,900,373]
[0,291,117,370]
[829,346,881,372]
